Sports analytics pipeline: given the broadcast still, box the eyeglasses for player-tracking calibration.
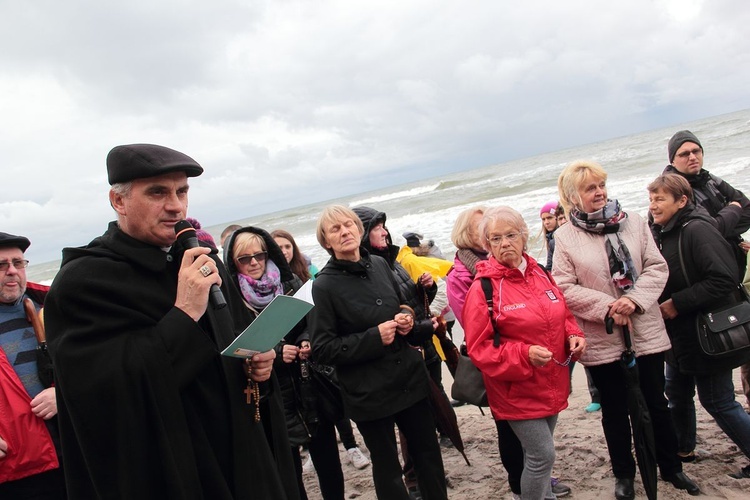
[487,233,521,246]
[236,252,268,266]
[675,148,702,160]
[0,259,29,273]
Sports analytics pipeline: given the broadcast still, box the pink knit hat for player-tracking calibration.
[540,201,558,217]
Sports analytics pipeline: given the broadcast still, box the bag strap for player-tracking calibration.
[677,220,693,287]
[480,277,501,348]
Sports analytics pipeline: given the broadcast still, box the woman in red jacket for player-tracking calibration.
[462,206,586,500]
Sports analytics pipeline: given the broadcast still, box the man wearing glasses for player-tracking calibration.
[0,232,66,499]
[44,144,293,499]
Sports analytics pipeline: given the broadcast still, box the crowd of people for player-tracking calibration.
[1,129,749,500]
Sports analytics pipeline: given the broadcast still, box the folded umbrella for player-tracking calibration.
[607,318,657,500]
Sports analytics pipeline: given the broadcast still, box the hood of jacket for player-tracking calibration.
[474,252,542,282]
[223,226,296,283]
[352,206,400,267]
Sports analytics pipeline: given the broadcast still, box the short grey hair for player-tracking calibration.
[110,181,134,198]
[478,206,529,252]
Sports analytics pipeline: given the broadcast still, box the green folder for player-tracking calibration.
[221,294,314,358]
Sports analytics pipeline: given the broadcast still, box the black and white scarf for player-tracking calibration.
[569,199,639,291]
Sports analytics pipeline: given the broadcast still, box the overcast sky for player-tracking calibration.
[3,0,750,263]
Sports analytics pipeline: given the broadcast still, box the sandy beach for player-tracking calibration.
[302,344,750,499]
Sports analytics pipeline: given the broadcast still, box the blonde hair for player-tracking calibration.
[557,160,608,213]
[451,206,487,249]
[232,232,266,259]
[479,206,529,252]
[316,205,365,256]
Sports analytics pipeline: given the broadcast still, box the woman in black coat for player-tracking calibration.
[310,205,447,500]
[225,226,345,500]
[649,174,750,474]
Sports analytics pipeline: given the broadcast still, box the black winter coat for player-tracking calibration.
[663,164,750,277]
[652,204,750,374]
[310,252,430,421]
[224,226,316,447]
[352,206,439,363]
[45,222,291,500]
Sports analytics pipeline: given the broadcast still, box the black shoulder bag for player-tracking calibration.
[677,221,750,357]
[451,278,500,408]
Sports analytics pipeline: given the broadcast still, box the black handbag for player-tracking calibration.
[451,344,489,407]
[451,278,499,407]
[677,222,750,358]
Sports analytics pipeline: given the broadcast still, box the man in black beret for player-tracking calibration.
[0,233,66,499]
[45,144,296,499]
[662,131,750,477]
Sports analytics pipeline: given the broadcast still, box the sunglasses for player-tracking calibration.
[236,252,268,266]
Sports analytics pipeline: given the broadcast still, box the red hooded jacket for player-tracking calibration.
[462,255,583,420]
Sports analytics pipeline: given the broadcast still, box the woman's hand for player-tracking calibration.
[659,299,679,320]
[609,296,636,316]
[281,344,300,364]
[609,310,632,327]
[568,336,586,356]
[419,272,434,289]
[246,350,276,382]
[378,320,398,345]
[394,313,414,336]
[0,436,7,460]
[298,341,311,360]
[529,345,552,367]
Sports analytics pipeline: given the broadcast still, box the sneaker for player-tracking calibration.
[551,477,571,497]
[347,446,370,469]
[585,402,601,413]
[302,455,315,474]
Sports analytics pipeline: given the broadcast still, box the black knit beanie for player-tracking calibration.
[668,130,703,163]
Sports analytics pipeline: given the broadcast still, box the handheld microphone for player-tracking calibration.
[174,220,227,310]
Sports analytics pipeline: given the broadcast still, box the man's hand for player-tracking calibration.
[31,387,58,420]
[246,350,276,382]
[175,247,222,321]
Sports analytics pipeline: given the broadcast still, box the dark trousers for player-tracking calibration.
[495,420,524,494]
[0,467,66,500]
[291,417,345,500]
[588,352,682,479]
[357,398,447,500]
[334,417,358,450]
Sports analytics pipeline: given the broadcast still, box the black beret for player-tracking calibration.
[107,144,204,185]
[0,232,30,252]
[668,130,703,163]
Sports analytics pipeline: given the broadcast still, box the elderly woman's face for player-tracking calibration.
[368,222,389,250]
[235,239,267,279]
[577,174,608,213]
[486,220,525,268]
[324,216,362,261]
[468,212,484,250]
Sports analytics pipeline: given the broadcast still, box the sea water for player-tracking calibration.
[27,108,750,283]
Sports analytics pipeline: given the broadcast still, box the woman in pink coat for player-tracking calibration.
[463,206,586,500]
[446,206,487,326]
[553,160,699,499]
